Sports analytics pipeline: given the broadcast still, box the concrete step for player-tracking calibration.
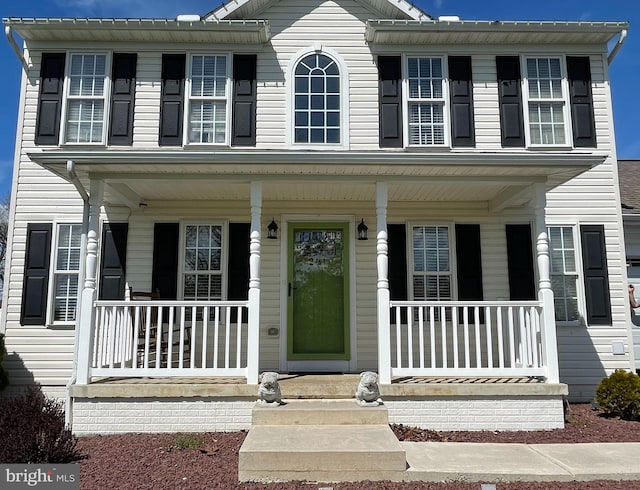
[252,399,389,425]
[239,424,407,482]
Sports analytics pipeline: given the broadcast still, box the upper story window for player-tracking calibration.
[36,52,137,146]
[187,55,229,144]
[64,54,109,144]
[294,54,341,144]
[407,57,446,146]
[525,57,568,146]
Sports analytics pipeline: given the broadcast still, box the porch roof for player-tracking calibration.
[29,149,605,209]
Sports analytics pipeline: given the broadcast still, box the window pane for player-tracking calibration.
[54,275,78,322]
[295,95,308,110]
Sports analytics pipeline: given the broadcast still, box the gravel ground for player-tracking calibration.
[76,403,640,490]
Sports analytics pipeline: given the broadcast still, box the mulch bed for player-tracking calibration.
[76,403,640,490]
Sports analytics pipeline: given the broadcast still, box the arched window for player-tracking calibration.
[294,54,340,144]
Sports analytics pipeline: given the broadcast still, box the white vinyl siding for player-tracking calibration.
[64,54,108,144]
[406,57,446,146]
[187,55,229,144]
[525,57,568,146]
[182,224,224,300]
[411,225,452,300]
[51,223,82,323]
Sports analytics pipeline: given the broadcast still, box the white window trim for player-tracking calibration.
[547,224,587,326]
[407,222,457,301]
[59,51,112,146]
[46,221,82,326]
[177,221,229,301]
[521,54,572,149]
[286,45,350,150]
[403,54,450,148]
[184,52,232,146]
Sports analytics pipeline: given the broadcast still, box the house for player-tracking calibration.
[618,159,640,373]
[0,0,631,434]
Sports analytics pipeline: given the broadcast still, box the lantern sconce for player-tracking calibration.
[267,218,279,239]
[357,218,368,241]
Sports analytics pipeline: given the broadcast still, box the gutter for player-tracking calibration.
[4,26,28,71]
[64,160,89,428]
[608,28,628,64]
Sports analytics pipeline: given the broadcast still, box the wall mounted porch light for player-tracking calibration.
[267,218,279,239]
[357,218,368,240]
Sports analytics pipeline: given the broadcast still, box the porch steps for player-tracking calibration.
[238,400,407,483]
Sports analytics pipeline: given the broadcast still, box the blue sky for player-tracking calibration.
[0,0,637,199]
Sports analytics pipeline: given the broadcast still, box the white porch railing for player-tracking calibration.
[91,300,250,378]
[389,301,546,377]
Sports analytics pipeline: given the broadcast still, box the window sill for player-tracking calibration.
[183,143,230,150]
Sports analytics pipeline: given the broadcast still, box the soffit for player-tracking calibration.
[3,18,270,44]
[365,20,627,45]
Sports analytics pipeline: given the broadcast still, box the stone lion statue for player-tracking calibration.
[258,371,282,405]
[355,371,382,406]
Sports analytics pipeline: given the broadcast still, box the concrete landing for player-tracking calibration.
[239,400,406,482]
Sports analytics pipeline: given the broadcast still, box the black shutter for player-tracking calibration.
[567,56,596,148]
[496,56,525,148]
[455,224,484,323]
[99,223,128,300]
[109,53,137,145]
[388,224,407,324]
[580,225,612,325]
[228,223,250,322]
[35,53,65,145]
[152,223,179,299]
[505,224,536,300]
[21,224,52,325]
[455,225,484,301]
[378,56,403,148]
[159,54,185,146]
[232,55,257,146]
[448,56,475,147]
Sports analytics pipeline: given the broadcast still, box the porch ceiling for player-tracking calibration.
[28,149,605,209]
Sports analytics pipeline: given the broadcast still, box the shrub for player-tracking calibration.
[0,385,84,463]
[169,433,203,451]
[595,369,640,421]
[0,333,8,391]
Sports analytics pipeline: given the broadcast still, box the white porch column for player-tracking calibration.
[246,181,262,385]
[76,180,104,385]
[535,183,560,383]
[376,182,392,384]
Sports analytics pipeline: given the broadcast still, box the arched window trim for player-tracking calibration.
[286,46,350,149]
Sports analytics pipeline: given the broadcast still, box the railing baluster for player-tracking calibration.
[497,306,504,369]
[530,306,540,368]
[474,306,481,368]
[190,306,196,369]
[418,306,425,369]
[178,307,186,368]
[167,306,174,369]
[508,306,515,368]
[202,306,209,368]
[463,306,470,368]
[429,306,435,369]
[225,307,231,369]
[214,306,220,369]
[407,307,413,369]
[132,306,140,369]
[519,306,527,367]
[236,306,242,369]
[395,306,402,369]
[452,306,459,369]
[108,306,117,369]
[485,306,493,369]
[118,307,127,370]
[440,306,446,368]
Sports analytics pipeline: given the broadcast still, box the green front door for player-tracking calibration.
[288,223,350,360]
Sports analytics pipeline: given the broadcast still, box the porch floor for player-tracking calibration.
[70,374,567,399]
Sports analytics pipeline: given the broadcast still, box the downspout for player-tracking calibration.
[65,160,89,428]
[608,29,628,65]
[4,26,29,71]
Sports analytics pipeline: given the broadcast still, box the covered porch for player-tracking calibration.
[29,149,603,387]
